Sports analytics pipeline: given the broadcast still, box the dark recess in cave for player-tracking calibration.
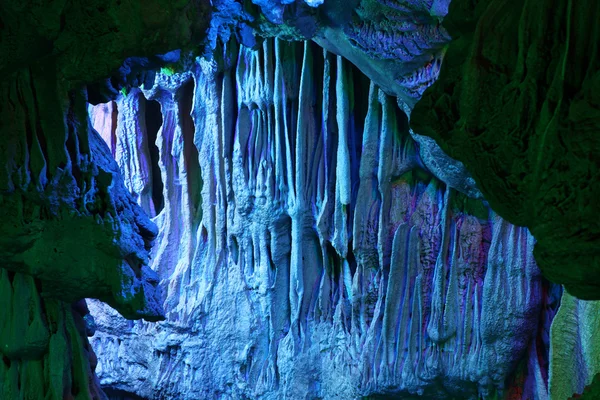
[104,388,148,400]
[178,80,201,213]
[144,98,165,216]
[110,101,118,159]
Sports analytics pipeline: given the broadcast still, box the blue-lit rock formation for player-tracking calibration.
[1,0,600,398]
[409,0,600,301]
[549,293,600,399]
[89,39,556,399]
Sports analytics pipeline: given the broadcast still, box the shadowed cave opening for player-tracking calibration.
[144,98,165,216]
[104,388,148,400]
[178,79,201,215]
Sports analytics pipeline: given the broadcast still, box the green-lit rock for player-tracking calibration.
[411,0,600,299]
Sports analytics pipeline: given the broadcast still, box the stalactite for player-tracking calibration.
[88,38,552,400]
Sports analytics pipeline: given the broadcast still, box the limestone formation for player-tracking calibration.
[0,0,598,398]
[89,39,555,400]
[410,0,600,300]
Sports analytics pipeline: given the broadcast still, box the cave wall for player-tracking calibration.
[89,38,557,400]
[0,63,166,400]
[0,1,218,396]
[549,293,600,399]
[1,0,599,398]
[0,273,105,400]
[410,0,600,300]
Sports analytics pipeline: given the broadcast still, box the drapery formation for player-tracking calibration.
[89,38,555,399]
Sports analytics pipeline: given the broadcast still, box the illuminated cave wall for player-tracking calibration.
[2,0,600,399]
[89,39,562,400]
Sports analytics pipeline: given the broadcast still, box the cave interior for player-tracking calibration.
[0,0,599,399]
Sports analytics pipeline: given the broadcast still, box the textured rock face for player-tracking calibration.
[253,0,453,105]
[550,294,600,399]
[0,2,217,396]
[0,69,163,320]
[89,38,553,399]
[0,0,211,87]
[0,274,105,399]
[410,0,600,299]
[1,0,597,397]
[303,0,483,200]
[0,63,168,399]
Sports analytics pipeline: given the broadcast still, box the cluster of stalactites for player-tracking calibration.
[89,37,550,400]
